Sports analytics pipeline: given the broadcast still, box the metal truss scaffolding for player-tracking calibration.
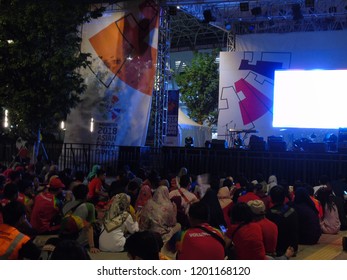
[153,6,170,148]
[163,0,347,46]
[227,31,236,51]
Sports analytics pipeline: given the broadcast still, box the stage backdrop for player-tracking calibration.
[217,30,347,148]
[63,0,159,155]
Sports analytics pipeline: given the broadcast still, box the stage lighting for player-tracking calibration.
[240,2,249,12]
[205,140,211,148]
[185,136,194,148]
[324,133,338,149]
[203,9,215,23]
[305,0,314,8]
[329,6,337,13]
[225,22,232,31]
[168,6,177,16]
[251,7,262,16]
[292,4,303,21]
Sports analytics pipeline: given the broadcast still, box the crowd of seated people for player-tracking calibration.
[1,160,347,260]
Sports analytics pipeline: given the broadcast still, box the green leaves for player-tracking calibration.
[0,0,102,136]
[175,50,220,126]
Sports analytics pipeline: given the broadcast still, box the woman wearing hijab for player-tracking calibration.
[87,165,101,182]
[293,187,321,245]
[267,175,277,194]
[217,186,234,229]
[170,167,188,191]
[138,185,179,242]
[134,184,152,212]
[98,193,138,252]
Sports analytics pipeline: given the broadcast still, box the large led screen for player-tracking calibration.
[273,69,347,129]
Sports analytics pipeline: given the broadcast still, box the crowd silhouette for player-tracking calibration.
[1,160,347,260]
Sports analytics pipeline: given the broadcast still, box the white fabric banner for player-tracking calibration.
[63,0,159,148]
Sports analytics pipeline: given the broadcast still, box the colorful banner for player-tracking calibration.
[164,89,179,146]
[63,0,159,153]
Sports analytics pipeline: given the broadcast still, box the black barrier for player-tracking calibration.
[1,143,347,185]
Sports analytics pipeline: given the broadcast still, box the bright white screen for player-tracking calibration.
[273,70,347,129]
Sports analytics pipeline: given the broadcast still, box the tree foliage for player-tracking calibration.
[0,0,103,138]
[175,49,220,126]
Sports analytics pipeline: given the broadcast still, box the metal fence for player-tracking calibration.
[0,142,162,176]
[1,142,347,184]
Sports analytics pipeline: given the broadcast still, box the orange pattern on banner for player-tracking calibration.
[89,20,130,75]
[89,2,158,96]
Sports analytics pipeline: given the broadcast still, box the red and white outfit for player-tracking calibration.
[226,222,266,260]
[169,188,198,214]
[176,223,225,260]
[87,177,103,202]
[30,192,62,234]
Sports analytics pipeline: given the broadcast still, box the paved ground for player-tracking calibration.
[293,231,347,260]
[33,231,347,260]
[88,232,347,260]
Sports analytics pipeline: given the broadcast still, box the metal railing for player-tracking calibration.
[1,142,347,184]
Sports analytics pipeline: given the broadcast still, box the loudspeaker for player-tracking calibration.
[329,6,337,13]
[268,141,287,152]
[267,136,284,142]
[211,139,227,149]
[240,2,249,12]
[249,135,266,151]
[305,0,314,8]
[203,10,215,23]
[338,128,347,140]
[185,137,194,148]
[343,236,347,251]
[338,128,347,152]
[168,6,177,16]
[250,135,264,143]
[251,7,262,16]
[249,141,266,151]
[306,142,327,153]
[292,4,303,20]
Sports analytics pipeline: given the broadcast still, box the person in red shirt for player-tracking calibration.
[247,199,278,256]
[17,179,35,220]
[30,176,65,234]
[237,183,261,203]
[87,168,108,205]
[225,202,266,260]
[175,201,225,260]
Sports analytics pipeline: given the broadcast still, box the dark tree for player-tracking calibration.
[0,0,103,140]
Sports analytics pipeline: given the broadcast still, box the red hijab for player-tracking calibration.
[135,184,152,211]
